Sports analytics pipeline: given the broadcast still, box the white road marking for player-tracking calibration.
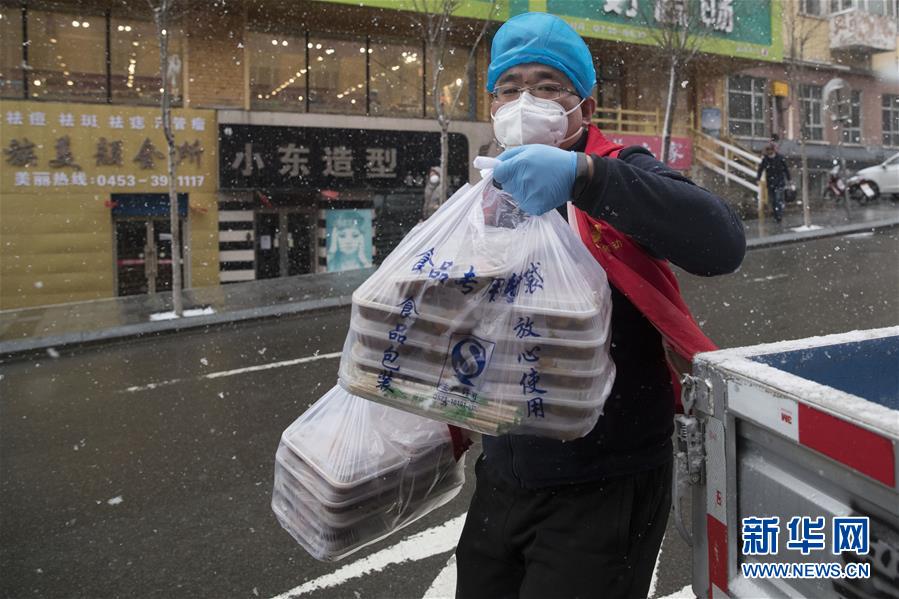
[648,537,664,597]
[656,584,695,599]
[271,513,466,599]
[423,554,457,599]
[204,352,342,379]
[749,273,789,283]
[122,351,342,393]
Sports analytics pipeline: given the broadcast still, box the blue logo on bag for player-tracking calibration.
[451,338,488,385]
[438,334,496,390]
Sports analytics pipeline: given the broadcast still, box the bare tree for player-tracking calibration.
[148,0,183,316]
[408,0,498,208]
[782,5,826,228]
[641,0,708,164]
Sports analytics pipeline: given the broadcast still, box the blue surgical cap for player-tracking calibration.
[487,12,596,99]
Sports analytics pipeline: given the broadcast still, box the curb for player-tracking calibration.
[745,217,899,249]
[2,218,896,359]
[0,294,353,358]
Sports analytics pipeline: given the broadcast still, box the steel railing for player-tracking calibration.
[690,128,765,207]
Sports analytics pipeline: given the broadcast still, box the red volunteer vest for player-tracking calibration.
[572,125,717,407]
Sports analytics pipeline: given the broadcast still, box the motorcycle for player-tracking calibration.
[823,162,848,203]
[846,175,879,204]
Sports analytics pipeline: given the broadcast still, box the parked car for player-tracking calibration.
[847,152,899,202]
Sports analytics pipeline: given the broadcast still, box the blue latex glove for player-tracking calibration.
[493,145,577,215]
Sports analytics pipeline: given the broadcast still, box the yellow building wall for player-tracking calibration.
[0,100,219,310]
[873,47,899,80]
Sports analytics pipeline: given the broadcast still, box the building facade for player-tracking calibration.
[1,0,897,309]
[721,0,899,180]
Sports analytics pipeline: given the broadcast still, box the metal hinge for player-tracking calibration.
[673,374,711,546]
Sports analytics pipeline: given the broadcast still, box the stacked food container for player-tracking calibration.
[338,184,614,441]
[271,386,465,561]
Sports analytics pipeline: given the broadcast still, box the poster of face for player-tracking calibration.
[325,209,373,273]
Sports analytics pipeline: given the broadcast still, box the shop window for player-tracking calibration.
[111,17,182,106]
[841,90,862,144]
[370,38,423,118]
[596,62,623,109]
[248,30,307,112]
[27,9,107,102]
[856,0,898,15]
[426,43,475,120]
[829,0,853,12]
[800,84,823,141]
[727,75,766,138]
[801,0,827,14]
[0,7,23,98]
[883,95,899,147]
[308,34,366,115]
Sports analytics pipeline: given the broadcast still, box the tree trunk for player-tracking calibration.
[439,121,449,205]
[793,78,812,229]
[156,1,182,316]
[800,138,810,228]
[660,59,678,164]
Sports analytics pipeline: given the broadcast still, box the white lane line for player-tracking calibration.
[422,554,457,599]
[648,536,664,597]
[123,351,342,393]
[749,273,789,283]
[271,513,466,599]
[205,352,343,379]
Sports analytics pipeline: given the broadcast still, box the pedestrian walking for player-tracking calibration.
[756,143,792,223]
[454,12,746,599]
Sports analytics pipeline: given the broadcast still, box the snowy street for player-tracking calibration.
[1,230,897,599]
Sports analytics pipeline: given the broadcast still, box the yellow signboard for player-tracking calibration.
[772,81,790,97]
[0,99,219,310]
[1,100,216,195]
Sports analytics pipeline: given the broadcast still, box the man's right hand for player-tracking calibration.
[494,145,577,216]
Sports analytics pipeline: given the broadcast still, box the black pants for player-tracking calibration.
[455,457,672,599]
[769,186,785,222]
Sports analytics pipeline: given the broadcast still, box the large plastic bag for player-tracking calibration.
[338,157,614,441]
[271,385,465,562]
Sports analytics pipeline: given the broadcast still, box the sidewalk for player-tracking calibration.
[2,202,897,357]
[744,201,899,248]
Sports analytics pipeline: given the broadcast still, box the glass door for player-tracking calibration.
[114,217,183,296]
[256,210,313,279]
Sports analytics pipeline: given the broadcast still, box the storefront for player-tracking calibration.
[0,100,218,309]
[217,122,469,282]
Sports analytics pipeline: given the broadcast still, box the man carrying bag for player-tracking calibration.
[455,12,746,599]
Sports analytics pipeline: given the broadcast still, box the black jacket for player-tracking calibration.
[480,138,746,489]
[757,153,791,190]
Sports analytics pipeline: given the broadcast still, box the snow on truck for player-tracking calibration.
[675,326,899,599]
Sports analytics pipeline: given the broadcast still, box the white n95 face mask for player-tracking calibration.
[492,91,585,148]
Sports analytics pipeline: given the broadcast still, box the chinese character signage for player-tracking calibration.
[738,514,873,580]
[0,100,216,196]
[604,132,693,170]
[325,209,373,272]
[218,124,469,191]
[522,0,782,62]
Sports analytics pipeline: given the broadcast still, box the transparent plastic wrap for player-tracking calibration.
[338,157,615,441]
[271,385,465,562]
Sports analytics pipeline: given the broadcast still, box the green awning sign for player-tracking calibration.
[312,0,782,62]
[521,0,782,62]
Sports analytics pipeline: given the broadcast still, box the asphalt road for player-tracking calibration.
[1,229,896,599]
